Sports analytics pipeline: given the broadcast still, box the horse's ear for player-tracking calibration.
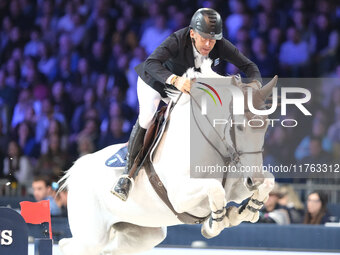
[259,75,278,99]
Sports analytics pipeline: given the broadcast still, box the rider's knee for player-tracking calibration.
[138,115,153,129]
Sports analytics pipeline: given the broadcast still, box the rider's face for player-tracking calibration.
[190,30,216,56]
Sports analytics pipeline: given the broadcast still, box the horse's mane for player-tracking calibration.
[165,59,241,102]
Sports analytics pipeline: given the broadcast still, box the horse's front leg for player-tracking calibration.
[227,173,275,226]
[201,180,230,239]
[167,179,229,238]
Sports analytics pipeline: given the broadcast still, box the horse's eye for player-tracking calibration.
[237,125,244,131]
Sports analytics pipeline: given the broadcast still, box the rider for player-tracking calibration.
[112,8,262,201]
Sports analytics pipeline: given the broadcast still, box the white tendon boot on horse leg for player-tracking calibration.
[227,174,275,227]
[166,176,228,239]
[200,183,229,239]
[201,208,230,239]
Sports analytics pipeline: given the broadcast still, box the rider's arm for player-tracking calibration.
[220,38,262,84]
[144,33,179,85]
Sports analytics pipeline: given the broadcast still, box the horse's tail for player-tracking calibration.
[57,158,82,193]
[57,153,92,194]
[58,168,72,192]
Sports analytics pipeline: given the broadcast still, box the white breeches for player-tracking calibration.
[137,77,169,129]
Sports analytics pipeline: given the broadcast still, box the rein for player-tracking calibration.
[189,93,234,188]
[189,93,234,164]
[189,90,264,183]
[228,99,264,157]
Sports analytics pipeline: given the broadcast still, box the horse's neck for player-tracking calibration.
[152,91,233,176]
[190,92,234,165]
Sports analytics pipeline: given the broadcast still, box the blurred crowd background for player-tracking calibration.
[0,0,340,223]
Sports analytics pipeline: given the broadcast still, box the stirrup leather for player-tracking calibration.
[111,120,146,201]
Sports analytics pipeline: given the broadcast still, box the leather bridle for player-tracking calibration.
[189,92,264,188]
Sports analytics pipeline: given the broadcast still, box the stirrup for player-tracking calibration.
[111,174,135,201]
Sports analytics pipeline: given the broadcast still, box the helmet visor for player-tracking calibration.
[196,29,222,40]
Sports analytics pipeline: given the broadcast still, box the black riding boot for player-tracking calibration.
[111,121,146,201]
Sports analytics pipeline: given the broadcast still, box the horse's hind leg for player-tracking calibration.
[59,235,109,255]
[103,223,167,255]
[59,194,110,254]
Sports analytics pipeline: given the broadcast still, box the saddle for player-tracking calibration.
[105,106,167,170]
[104,107,167,169]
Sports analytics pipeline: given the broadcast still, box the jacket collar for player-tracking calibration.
[185,28,195,67]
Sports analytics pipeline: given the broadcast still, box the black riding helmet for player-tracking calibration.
[190,8,223,40]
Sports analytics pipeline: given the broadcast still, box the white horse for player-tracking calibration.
[59,61,277,255]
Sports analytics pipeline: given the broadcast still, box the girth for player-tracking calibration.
[144,160,208,224]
